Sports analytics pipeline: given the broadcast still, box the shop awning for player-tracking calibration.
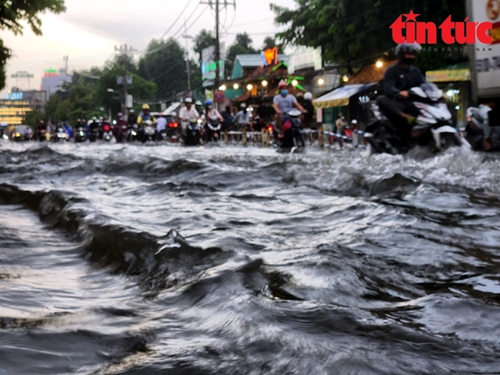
[313,83,376,108]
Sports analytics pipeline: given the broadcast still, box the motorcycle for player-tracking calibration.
[364,83,468,154]
[118,124,129,143]
[102,123,114,142]
[54,125,68,142]
[465,107,500,151]
[142,120,157,143]
[184,118,202,146]
[89,126,99,142]
[164,121,181,143]
[129,124,140,143]
[205,119,222,143]
[74,126,87,143]
[278,109,305,153]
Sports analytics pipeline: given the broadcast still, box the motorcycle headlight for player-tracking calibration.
[132,131,137,136]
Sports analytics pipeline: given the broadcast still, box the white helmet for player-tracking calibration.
[185,98,193,103]
[351,119,358,125]
[304,92,313,100]
[195,101,202,106]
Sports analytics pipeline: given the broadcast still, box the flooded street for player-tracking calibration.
[1,142,500,374]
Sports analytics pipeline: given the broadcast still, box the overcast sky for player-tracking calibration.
[1,0,296,95]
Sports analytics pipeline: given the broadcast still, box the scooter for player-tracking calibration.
[364,83,468,154]
[465,107,500,151]
[54,125,68,142]
[277,109,305,153]
[184,118,202,146]
[102,123,114,142]
[129,124,140,143]
[142,120,157,143]
[74,126,87,143]
[205,119,222,143]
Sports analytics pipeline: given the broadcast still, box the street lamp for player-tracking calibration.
[292,79,298,87]
[343,75,349,83]
[233,83,239,89]
[247,84,253,91]
[262,80,268,87]
[318,77,325,85]
[376,60,383,68]
[219,84,227,91]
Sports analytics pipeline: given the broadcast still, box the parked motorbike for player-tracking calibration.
[102,123,114,142]
[184,118,202,146]
[364,83,468,154]
[205,119,222,143]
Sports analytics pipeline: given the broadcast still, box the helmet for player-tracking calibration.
[142,104,150,110]
[396,43,421,61]
[351,119,358,125]
[278,80,288,88]
[240,103,247,109]
[195,100,202,106]
[117,112,123,117]
[304,92,313,100]
[205,99,213,106]
[185,98,193,103]
[262,96,271,103]
[130,109,134,113]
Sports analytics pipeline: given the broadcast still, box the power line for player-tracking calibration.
[158,0,195,40]
[230,17,274,28]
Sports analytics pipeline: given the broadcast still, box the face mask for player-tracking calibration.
[403,57,416,65]
[208,106,213,110]
[281,90,288,96]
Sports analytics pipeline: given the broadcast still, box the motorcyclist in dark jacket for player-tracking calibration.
[376,43,425,144]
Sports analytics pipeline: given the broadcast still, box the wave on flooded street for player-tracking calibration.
[1,141,500,374]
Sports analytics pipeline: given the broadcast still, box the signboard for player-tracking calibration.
[288,46,322,74]
[117,76,133,85]
[201,44,226,81]
[426,69,471,82]
[470,0,500,97]
[44,69,58,77]
[11,71,34,79]
[7,92,23,100]
[126,95,133,108]
[261,47,278,67]
[214,90,225,103]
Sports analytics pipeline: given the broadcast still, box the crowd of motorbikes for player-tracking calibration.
[4,83,499,155]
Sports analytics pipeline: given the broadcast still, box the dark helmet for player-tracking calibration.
[396,43,421,61]
[262,96,271,104]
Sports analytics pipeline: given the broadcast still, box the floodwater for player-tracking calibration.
[1,141,500,374]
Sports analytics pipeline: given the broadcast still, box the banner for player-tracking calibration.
[201,44,226,81]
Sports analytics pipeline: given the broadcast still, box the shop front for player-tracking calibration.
[425,65,471,129]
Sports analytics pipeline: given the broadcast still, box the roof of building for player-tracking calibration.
[235,54,289,68]
[347,60,397,85]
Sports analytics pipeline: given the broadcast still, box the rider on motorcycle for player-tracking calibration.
[273,80,307,132]
[376,43,426,144]
[114,112,129,142]
[137,104,156,125]
[179,98,200,136]
[195,101,203,116]
[37,120,47,141]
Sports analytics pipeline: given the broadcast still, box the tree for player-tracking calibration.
[270,0,466,72]
[224,33,258,79]
[193,29,216,65]
[138,38,188,99]
[0,0,66,90]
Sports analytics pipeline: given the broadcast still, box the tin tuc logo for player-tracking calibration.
[390,10,493,45]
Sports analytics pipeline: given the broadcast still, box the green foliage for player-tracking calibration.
[271,0,466,72]
[138,38,187,99]
[23,110,45,127]
[0,0,66,89]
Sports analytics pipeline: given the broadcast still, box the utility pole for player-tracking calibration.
[182,21,193,95]
[114,44,137,116]
[63,56,69,73]
[200,0,236,91]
